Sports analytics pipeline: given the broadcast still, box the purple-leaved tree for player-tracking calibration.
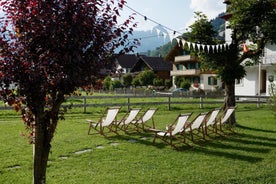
[0,0,138,183]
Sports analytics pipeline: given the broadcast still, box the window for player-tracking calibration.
[188,63,195,69]
[208,76,217,85]
[235,78,243,86]
[195,63,200,69]
[176,64,183,70]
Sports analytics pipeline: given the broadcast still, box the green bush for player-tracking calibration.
[111,80,123,89]
[132,77,141,87]
[164,79,171,89]
[138,70,156,86]
[122,74,133,87]
[180,80,191,90]
[175,76,191,90]
[103,76,112,90]
[153,78,163,86]
[174,76,185,88]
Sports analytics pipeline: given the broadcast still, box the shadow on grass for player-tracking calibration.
[189,146,263,163]
[236,132,276,142]
[205,140,271,153]
[236,124,276,134]
[223,135,276,148]
[98,127,274,163]
[108,132,166,149]
[187,130,276,163]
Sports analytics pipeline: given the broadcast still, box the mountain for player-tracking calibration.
[147,12,226,57]
[211,12,226,40]
[126,12,225,56]
[128,25,171,53]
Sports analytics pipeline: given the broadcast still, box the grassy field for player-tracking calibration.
[0,103,275,183]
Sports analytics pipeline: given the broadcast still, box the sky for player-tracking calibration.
[0,0,226,39]
[1,0,226,32]
[119,0,226,33]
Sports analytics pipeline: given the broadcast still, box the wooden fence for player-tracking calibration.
[1,95,270,112]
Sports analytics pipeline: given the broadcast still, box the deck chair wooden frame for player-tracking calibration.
[215,106,236,134]
[182,112,209,143]
[116,108,141,132]
[126,108,157,132]
[149,113,192,149]
[87,106,121,136]
[204,108,222,137]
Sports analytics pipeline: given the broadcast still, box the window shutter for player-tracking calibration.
[208,76,217,85]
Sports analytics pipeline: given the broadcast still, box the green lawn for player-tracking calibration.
[0,104,275,183]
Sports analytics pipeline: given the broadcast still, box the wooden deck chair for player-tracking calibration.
[127,108,157,132]
[117,108,141,132]
[181,112,209,143]
[150,113,192,149]
[204,108,222,137]
[87,106,121,136]
[215,106,236,134]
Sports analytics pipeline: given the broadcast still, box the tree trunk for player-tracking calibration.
[224,81,236,125]
[32,93,64,183]
[33,112,51,184]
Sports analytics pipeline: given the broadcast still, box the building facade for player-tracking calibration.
[170,55,222,91]
[223,1,276,96]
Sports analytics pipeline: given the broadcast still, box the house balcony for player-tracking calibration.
[174,55,199,63]
[170,69,201,76]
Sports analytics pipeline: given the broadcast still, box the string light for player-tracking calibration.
[122,2,179,36]
[120,1,229,53]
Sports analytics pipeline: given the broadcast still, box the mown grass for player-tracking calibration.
[0,103,275,184]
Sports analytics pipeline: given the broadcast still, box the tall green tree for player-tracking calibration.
[187,11,241,124]
[187,12,217,45]
[0,0,137,183]
[219,0,276,115]
[228,0,276,49]
[190,1,275,124]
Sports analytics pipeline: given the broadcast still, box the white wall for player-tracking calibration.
[235,67,258,96]
[200,74,222,91]
[235,64,276,96]
[264,43,276,64]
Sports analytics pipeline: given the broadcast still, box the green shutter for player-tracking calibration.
[208,76,217,85]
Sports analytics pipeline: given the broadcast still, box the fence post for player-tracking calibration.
[83,96,87,113]
[127,97,130,111]
[257,96,260,108]
[168,96,171,110]
[200,96,203,109]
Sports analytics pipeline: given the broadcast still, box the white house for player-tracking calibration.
[171,55,222,91]
[235,43,276,96]
[223,1,276,96]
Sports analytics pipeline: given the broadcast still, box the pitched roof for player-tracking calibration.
[116,54,140,68]
[135,56,172,71]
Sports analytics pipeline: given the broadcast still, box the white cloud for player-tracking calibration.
[186,0,225,29]
[190,0,225,18]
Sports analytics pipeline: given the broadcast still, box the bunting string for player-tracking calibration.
[121,1,229,53]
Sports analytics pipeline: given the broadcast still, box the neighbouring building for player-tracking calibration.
[170,55,222,91]
[131,55,172,81]
[115,54,140,74]
[115,54,172,82]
